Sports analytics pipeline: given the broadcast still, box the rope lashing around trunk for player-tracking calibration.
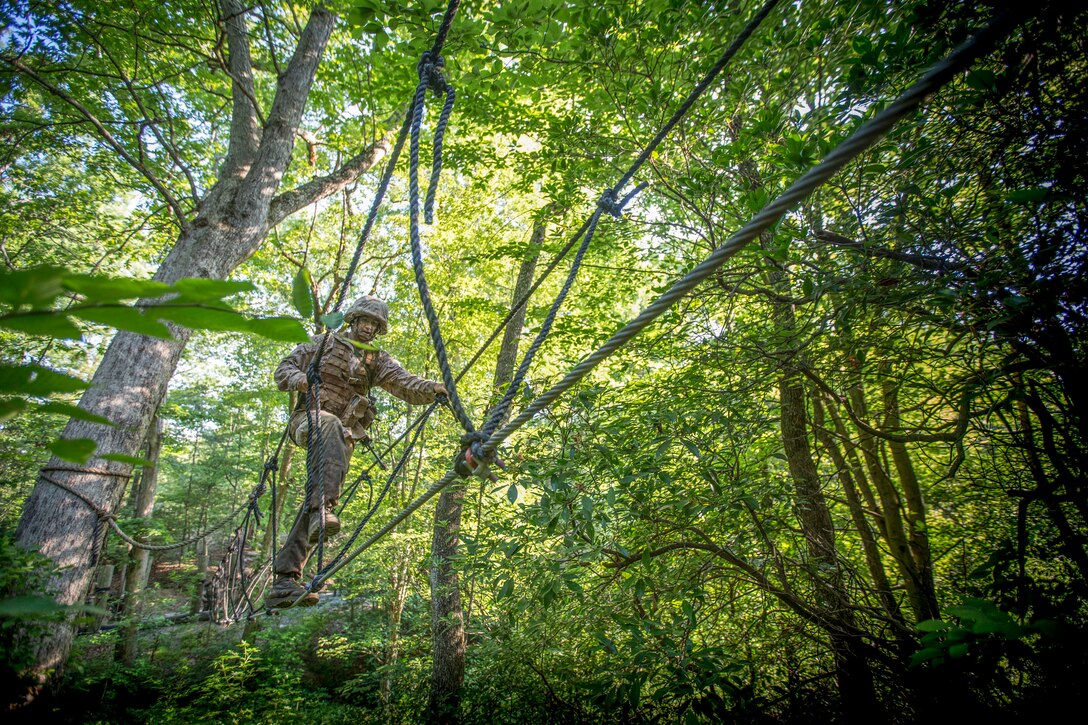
[303,7,1027,595]
[38,471,266,558]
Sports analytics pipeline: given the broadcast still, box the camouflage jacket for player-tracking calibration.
[275,333,438,440]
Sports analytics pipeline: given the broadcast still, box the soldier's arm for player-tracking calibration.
[274,337,319,392]
[372,351,441,405]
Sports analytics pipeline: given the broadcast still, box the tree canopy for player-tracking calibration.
[1,0,1086,721]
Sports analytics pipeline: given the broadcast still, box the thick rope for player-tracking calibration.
[407,47,475,433]
[482,184,647,440]
[479,0,783,440]
[280,0,467,583]
[39,472,264,555]
[311,8,1024,585]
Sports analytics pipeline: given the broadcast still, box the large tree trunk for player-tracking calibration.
[115,415,164,665]
[427,218,545,723]
[9,2,389,686]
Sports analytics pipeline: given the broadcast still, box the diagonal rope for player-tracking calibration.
[315,405,434,581]
[307,7,1026,588]
[480,0,781,438]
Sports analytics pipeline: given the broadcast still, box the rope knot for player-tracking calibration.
[598,182,649,219]
[263,457,278,473]
[417,51,447,93]
[598,189,624,218]
[454,432,502,481]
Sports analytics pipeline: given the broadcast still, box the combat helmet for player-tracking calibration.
[343,296,389,335]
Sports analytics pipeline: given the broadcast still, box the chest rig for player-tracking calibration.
[301,335,380,437]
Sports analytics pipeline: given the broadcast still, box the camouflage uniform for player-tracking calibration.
[271,330,439,581]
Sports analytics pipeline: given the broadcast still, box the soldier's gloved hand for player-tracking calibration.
[296,378,309,393]
[434,383,448,397]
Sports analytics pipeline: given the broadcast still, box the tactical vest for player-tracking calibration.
[296,334,380,436]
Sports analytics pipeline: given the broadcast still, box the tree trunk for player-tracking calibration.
[115,415,164,664]
[428,483,466,725]
[382,543,413,716]
[427,217,546,723]
[754,223,876,715]
[10,2,395,684]
[813,397,905,629]
[881,375,939,621]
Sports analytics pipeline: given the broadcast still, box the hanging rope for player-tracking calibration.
[277,0,467,581]
[307,7,1025,587]
[406,47,475,432]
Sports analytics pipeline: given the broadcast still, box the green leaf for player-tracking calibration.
[909,647,944,666]
[245,316,309,342]
[170,278,255,301]
[0,266,66,307]
[33,402,113,426]
[321,312,345,330]
[0,397,28,423]
[151,305,250,332]
[0,364,88,395]
[71,306,174,339]
[496,578,514,599]
[291,267,314,319]
[0,311,83,339]
[916,619,952,633]
[0,594,67,619]
[48,438,98,464]
[1006,187,1048,205]
[681,440,701,458]
[100,453,154,466]
[62,275,171,302]
[344,337,380,351]
[507,483,518,504]
[965,69,997,92]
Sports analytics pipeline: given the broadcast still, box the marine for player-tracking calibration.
[265,296,446,608]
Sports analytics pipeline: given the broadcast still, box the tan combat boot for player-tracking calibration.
[307,503,341,545]
[265,575,319,609]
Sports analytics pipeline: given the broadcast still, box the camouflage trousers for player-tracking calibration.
[274,410,355,578]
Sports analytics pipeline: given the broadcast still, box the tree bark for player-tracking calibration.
[427,217,546,723]
[115,415,164,664]
[10,2,387,683]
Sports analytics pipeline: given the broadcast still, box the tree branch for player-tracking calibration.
[218,0,262,179]
[2,55,190,230]
[267,133,392,227]
[813,229,967,273]
[236,5,335,211]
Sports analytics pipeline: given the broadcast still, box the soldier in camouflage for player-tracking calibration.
[265,296,446,608]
